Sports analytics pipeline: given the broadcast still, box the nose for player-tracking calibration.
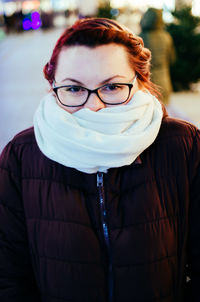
[83,92,105,112]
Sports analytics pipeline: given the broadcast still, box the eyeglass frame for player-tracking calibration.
[52,75,137,107]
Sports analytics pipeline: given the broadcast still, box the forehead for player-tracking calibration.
[55,44,134,83]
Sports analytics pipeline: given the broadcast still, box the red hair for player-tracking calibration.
[43,17,159,97]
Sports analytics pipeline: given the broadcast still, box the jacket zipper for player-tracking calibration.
[97,172,113,302]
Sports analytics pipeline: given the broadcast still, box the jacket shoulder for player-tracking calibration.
[158,117,199,139]
[155,117,200,174]
[0,127,40,172]
[11,127,36,146]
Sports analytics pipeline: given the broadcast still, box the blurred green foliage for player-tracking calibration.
[166,6,200,91]
[97,1,116,19]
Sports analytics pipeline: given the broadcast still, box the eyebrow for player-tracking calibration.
[60,75,127,86]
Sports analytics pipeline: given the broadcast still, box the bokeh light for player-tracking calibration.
[31,11,41,30]
[22,11,41,30]
[111,0,175,10]
[22,18,32,30]
[192,0,200,16]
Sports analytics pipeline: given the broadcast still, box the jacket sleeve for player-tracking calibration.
[187,128,200,301]
[0,142,41,301]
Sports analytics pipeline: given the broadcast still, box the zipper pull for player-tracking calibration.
[97,172,103,187]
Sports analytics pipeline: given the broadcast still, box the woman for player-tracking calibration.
[0,17,199,302]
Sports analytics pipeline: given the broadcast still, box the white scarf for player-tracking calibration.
[33,91,163,174]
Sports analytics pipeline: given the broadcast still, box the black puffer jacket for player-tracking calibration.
[0,117,200,302]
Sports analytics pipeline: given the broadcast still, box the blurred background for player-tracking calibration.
[0,0,200,152]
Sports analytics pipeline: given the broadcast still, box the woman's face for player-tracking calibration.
[54,43,140,113]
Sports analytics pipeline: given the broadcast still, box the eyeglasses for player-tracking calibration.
[52,75,137,107]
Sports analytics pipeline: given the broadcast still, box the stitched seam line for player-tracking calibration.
[39,255,102,265]
[114,253,177,268]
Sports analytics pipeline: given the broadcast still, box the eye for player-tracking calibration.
[101,84,124,93]
[63,86,85,93]
[105,84,123,91]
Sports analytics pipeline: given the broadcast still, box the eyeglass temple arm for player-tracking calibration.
[52,80,56,88]
[132,74,137,85]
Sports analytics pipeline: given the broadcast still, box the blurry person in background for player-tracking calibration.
[40,11,54,30]
[140,8,176,105]
[0,17,200,302]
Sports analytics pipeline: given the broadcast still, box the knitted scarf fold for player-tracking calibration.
[33,91,163,174]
